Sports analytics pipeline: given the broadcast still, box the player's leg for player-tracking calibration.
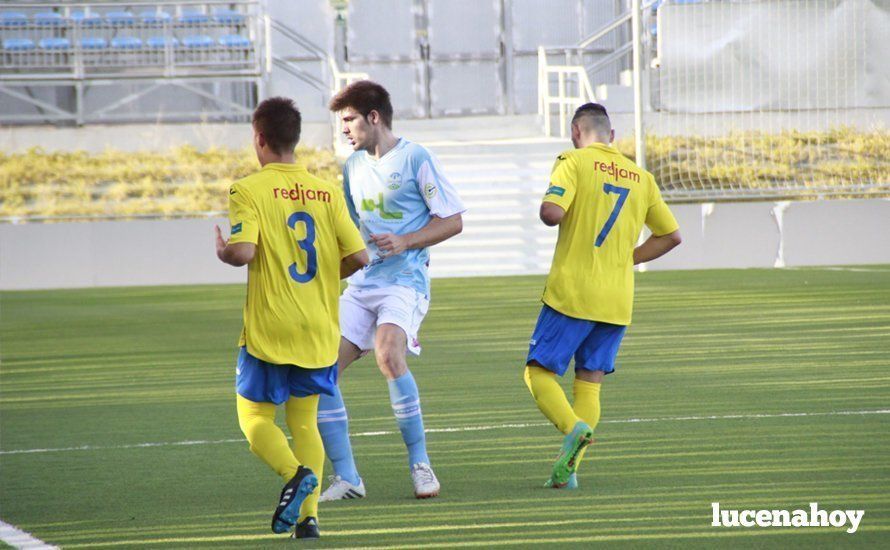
[375,287,439,498]
[318,289,375,500]
[524,306,595,487]
[236,348,301,480]
[318,338,365,497]
[234,348,317,533]
[286,394,323,538]
[236,395,300,480]
[285,362,338,538]
[524,306,591,434]
[375,322,439,497]
[571,322,627,476]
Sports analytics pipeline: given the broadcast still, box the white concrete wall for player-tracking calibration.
[1,199,888,290]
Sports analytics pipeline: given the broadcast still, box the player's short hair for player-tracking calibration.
[572,102,611,137]
[329,80,394,129]
[252,97,302,154]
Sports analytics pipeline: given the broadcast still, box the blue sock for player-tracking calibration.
[388,370,430,467]
[317,386,361,485]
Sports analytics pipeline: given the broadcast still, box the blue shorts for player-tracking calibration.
[235,347,338,404]
[526,305,627,376]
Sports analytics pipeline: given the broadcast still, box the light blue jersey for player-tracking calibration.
[343,138,465,297]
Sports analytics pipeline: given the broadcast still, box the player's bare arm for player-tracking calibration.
[341,249,370,279]
[633,230,682,265]
[370,212,463,257]
[540,202,566,226]
[215,225,256,266]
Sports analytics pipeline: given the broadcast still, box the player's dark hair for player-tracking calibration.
[252,97,302,155]
[329,80,394,129]
[572,102,611,135]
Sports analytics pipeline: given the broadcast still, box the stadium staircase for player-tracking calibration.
[394,115,568,278]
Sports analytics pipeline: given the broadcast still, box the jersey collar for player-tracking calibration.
[586,143,619,154]
[262,162,307,172]
[364,138,407,165]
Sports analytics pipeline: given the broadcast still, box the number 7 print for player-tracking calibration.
[595,184,630,247]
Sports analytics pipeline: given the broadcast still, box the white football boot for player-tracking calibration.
[411,462,440,499]
[318,475,366,502]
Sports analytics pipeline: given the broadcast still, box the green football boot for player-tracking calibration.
[544,472,578,489]
[550,421,593,487]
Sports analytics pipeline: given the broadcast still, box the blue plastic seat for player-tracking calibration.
[34,12,64,26]
[182,35,214,48]
[3,38,35,51]
[0,12,27,27]
[106,11,135,25]
[140,11,171,25]
[80,37,107,50]
[71,11,102,26]
[147,36,179,48]
[39,37,71,50]
[179,10,209,24]
[219,35,250,48]
[213,9,245,24]
[111,36,142,49]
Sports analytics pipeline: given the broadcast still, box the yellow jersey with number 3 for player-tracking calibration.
[227,163,366,367]
[541,143,678,325]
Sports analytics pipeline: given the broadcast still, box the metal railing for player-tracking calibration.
[1,1,264,124]
[536,46,596,138]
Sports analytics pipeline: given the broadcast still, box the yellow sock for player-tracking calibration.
[524,365,581,434]
[572,378,602,469]
[286,395,323,522]
[236,394,300,482]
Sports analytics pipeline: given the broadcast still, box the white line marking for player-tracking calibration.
[1,409,887,456]
[786,266,890,273]
[0,520,59,549]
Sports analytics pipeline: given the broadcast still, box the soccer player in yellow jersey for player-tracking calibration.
[524,103,682,489]
[214,97,369,538]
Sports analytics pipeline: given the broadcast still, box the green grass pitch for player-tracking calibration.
[1,267,889,548]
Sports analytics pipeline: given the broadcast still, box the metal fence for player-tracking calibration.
[0,1,264,124]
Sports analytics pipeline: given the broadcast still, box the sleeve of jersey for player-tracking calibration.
[227,183,259,245]
[334,190,367,258]
[645,180,680,236]
[416,152,467,218]
[341,162,361,226]
[543,154,577,211]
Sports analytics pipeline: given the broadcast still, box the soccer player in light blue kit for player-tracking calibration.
[319,81,466,500]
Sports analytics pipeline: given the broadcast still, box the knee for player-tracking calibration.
[375,348,406,379]
[375,339,406,380]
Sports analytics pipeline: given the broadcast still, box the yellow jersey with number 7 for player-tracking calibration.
[541,143,678,325]
[227,163,366,367]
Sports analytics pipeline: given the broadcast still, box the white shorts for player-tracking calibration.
[340,285,430,356]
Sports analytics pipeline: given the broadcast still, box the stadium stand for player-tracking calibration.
[0,1,262,123]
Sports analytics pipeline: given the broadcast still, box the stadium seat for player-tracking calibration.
[179,11,209,24]
[80,37,108,50]
[182,35,214,48]
[140,11,171,25]
[213,9,245,24]
[0,12,28,27]
[34,12,64,26]
[105,11,135,26]
[3,38,35,51]
[70,11,102,26]
[219,35,250,48]
[39,37,71,50]
[147,36,179,48]
[111,37,143,49]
